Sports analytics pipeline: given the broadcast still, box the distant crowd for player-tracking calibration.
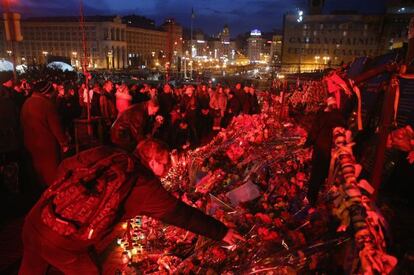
[0,71,262,193]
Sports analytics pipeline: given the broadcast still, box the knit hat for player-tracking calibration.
[33,80,54,94]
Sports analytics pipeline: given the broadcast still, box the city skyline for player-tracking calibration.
[8,0,388,37]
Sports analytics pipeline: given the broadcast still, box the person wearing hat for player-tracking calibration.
[21,80,69,188]
[305,96,346,207]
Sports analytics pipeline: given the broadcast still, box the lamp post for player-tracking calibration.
[72,51,78,68]
[314,55,320,71]
[42,51,49,65]
[323,56,330,68]
[296,9,303,74]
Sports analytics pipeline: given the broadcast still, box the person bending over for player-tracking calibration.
[19,138,243,275]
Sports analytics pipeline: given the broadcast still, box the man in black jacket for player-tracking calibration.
[305,97,346,206]
[19,139,243,275]
[110,100,160,151]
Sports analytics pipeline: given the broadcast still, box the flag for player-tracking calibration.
[191,8,195,19]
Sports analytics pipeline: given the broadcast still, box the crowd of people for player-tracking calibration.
[1,70,262,274]
[1,70,262,192]
[1,64,412,274]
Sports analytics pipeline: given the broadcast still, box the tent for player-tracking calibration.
[47,61,74,72]
[0,60,14,72]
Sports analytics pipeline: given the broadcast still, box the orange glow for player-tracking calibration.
[2,0,20,10]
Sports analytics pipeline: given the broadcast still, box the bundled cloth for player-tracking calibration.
[327,127,397,274]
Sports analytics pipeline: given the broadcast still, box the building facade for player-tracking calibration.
[380,0,414,52]
[247,29,265,62]
[270,34,283,68]
[0,15,183,70]
[281,0,414,73]
[282,13,384,73]
[186,26,236,61]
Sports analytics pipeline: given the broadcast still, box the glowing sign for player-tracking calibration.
[250,29,261,36]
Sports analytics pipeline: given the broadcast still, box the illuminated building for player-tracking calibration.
[281,0,414,73]
[381,0,414,51]
[0,15,183,70]
[126,18,183,68]
[247,29,265,63]
[185,26,236,62]
[269,34,283,68]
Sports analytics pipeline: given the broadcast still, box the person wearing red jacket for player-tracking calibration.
[19,139,243,275]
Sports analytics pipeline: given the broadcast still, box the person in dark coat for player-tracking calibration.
[233,83,245,111]
[110,100,159,152]
[131,84,151,104]
[241,86,252,114]
[19,139,243,275]
[0,73,22,196]
[158,84,176,120]
[222,91,241,128]
[143,101,171,145]
[305,97,346,206]
[197,107,214,145]
[171,119,197,151]
[247,86,260,114]
[180,86,198,131]
[90,83,102,117]
[20,81,69,187]
[56,84,81,138]
[0,72,21,156]
[197,84,210,110]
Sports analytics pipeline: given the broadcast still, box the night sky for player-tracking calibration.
[9,0,388,36]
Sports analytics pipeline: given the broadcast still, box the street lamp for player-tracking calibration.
[314,55,320,70]
[296,9,304,73]
[72,51,78,67]
[297,10,303,23]
[42,51,49,64]
[323,56,330,68]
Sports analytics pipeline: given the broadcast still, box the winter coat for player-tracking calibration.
[110,102,148,152]
[23,146,227,251]
[0,87,21,153]
[21,93,68,186]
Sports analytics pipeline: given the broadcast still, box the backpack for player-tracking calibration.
[40,147,137,241]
